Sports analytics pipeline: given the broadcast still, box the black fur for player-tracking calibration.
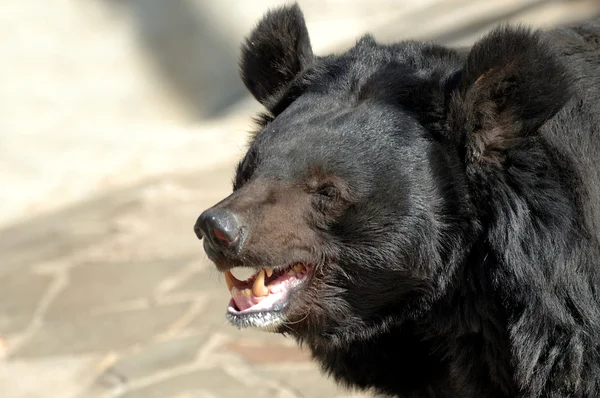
[239,3,313,110]
[217,5,600,397]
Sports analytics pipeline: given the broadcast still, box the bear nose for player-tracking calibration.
[194,208,244,252]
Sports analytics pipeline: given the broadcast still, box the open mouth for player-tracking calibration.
[224,263,312,330]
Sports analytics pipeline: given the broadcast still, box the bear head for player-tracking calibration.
[194,4,571,350]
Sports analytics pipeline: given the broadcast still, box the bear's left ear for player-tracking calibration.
[450,26,571,164]
[239,4,313,108]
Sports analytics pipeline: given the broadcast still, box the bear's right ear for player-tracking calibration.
[239,4,313,108]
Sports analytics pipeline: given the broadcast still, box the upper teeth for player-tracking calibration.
[224,263,307,297]
[224,270,236,291]
[252,269,269,297]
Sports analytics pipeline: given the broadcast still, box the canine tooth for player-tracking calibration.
[224,271,234,292]
[265,267,274,277]
[252,269,269,297]
[293,264,305,273]
[224,270,245,291]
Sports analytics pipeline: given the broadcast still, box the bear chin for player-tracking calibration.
[226,308,285,331]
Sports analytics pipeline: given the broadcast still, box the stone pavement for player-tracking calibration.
[2,1,600,397]
[0,164,370,398]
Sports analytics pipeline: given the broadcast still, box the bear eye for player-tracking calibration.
[316,185,338,199]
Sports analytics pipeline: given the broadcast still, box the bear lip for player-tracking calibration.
[223,263,312,320]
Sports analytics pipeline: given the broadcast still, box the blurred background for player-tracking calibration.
[1,0,599,397]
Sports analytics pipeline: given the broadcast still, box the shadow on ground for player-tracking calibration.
[103,0,249,120]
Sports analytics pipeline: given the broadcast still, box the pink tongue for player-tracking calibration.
[231,290,263,311]
[229,272,302,313]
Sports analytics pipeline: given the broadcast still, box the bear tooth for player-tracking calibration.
[293,264,305,273]
[243,288,252,296]
[252,269,269,297]
[224,270,244,292]
[265,267,274,277]
[224,271,234,292]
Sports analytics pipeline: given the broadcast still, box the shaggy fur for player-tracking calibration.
[200,4,600,397]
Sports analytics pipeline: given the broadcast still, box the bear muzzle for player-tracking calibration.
[194,207,247,259]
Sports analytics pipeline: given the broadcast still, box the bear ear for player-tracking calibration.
[239,3,313,107]
[450,26,571,164]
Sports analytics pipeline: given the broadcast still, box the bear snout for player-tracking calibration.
[195,207,247,260]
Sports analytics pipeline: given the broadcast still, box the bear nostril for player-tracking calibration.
[195,208,244,253]
[212,227,235,247]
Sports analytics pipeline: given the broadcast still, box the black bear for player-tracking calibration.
[194,4,600,397]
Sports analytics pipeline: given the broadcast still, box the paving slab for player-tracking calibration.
[0,272,54,336]
[106,336,206,381]
[0,165,368,397]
